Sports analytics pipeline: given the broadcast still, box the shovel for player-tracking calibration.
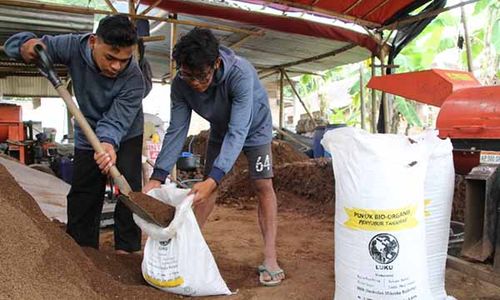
[33,44,174,227]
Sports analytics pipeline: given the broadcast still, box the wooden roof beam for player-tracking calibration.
[139,0,162,16]
[362,0,390,19]
[343,0,363,14]
[103,0,117,13]
[230,29,265,49]
[259,43,357,73]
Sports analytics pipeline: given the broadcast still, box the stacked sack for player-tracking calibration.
[322,128,455,300]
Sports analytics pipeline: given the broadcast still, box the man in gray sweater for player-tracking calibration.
[4,15,146,254]
[143,28,285,286]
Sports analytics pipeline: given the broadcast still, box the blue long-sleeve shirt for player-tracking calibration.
[151,46,273,183]
[4,32,145,150]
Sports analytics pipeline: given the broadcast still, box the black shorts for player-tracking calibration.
[204,142,274,180]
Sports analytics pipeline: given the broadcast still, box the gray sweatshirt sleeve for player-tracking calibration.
[4,32,76,65]
[95,71,145,149]
[208,68,253,183]
[151,83,192,183]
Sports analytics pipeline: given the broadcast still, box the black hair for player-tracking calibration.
[172,27,220,71]
[96,14,138,47]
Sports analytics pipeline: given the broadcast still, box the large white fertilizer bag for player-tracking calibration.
[133,183,231,297]
[413,130,455,299]
[322,127,432,300]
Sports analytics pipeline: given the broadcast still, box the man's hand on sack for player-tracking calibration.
[143,179,162,193]
[94,142,116,174]
[20,39,46,63]
[189,178,217,205]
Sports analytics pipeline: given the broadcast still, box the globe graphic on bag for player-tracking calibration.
[368,233,400,264]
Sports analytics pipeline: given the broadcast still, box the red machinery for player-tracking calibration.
[0,104,27,163]
[368,69,500,174]
[368,69,500,273]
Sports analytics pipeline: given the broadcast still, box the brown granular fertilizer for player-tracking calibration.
[128,192,176,227]
[0,164,176,299]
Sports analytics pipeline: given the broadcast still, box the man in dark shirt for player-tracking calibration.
[5,15,147,254]
[143,28,285,286]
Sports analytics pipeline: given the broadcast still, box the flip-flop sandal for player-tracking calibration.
[258,264,285,287]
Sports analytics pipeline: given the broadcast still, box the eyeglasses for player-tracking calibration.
[177,65,215,83]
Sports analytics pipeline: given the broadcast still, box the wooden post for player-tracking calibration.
[359,62,366,130]
[379,52,390,134]
[279,68,284,130]
[128,0,135,15]
[169,14,177,81]
[461,3,473,72]
[282,70,317,127]
[371,55,377,133]
[170,14,178,181]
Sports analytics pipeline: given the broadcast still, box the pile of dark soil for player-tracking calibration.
[218,158,335,217]
[182,130,309,175]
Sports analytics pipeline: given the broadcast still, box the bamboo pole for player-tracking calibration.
[362,0,390,19]
[170,14,178,181]
[359,62,366,130]
[141,35,166,43]
[128,0,135,15]
[259,0,381,28]
[139,0,161,16]
[230,30,264,49]
[381,0,479,30]
[461,3,473,72]
[343,0,363,14]
[379,52,390,133]
[103,0,117,13]
[371,55,377,133]
[279,69,284,130]
[273,126,309,148]
[260,43,357,73]
[282,70,317,127]
[0,0,262,36]
[259,70,279,80]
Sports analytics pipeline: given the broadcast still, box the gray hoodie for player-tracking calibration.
[152,46,273,183]
[4,32,145,150]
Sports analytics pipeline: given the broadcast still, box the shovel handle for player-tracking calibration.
[55,86,132,195]
[34,45,132,195]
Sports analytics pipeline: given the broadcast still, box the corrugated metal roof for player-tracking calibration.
[0,4,93,43]
[0,76,59,97]
[0,1,372,95]
[144,14,371,79]
[0,4,93,97]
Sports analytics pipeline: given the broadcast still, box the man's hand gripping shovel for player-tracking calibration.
[33,44,174,227]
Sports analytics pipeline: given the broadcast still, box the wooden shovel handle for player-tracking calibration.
[55,85,132,195]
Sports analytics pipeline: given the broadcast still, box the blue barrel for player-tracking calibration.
[313,126,326,158]
[59,156,73,184]
[314,124,347,158]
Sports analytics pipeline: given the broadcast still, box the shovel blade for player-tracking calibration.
[117,194,165,227]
